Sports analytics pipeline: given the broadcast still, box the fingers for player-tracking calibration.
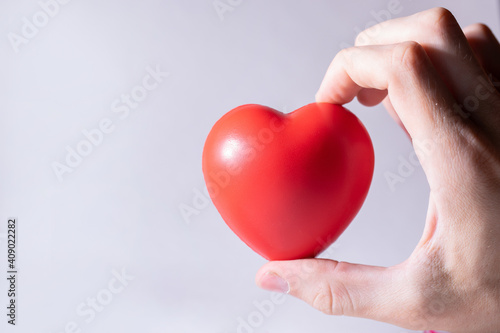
[463,23,500,90]
[354,8,489,104]
[256,259,415,327]
[461,23,500,142]
[315,42,465,179]
[352,7,500,138]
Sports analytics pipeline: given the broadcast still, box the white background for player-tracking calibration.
[1,1,499,332]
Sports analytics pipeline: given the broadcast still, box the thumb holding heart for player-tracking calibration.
[255,259,420,327]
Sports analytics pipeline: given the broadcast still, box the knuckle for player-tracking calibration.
[311,281,346,315]
[311,284,335,315]
[354,31,368,46]
[310,262,354,316]
[391,41,428,71]
[354,33,363,46]
[336,47,352,65]
[422,7,458,33]
[466,22,494,38]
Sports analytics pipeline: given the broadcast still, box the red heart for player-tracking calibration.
[202,103,374,260]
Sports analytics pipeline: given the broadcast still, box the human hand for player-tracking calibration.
[256,8,500,333]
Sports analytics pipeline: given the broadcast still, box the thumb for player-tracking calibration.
[256,258,412,322]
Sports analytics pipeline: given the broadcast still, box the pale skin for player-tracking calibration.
[255,8,500,333]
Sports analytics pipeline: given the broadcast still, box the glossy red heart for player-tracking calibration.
[202,103,374,260]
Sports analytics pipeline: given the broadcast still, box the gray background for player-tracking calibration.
[1,1,499,332]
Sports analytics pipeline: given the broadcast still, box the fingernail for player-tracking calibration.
[258,272,290,294]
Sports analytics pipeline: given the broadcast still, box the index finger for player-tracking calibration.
[315,42,466,187]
